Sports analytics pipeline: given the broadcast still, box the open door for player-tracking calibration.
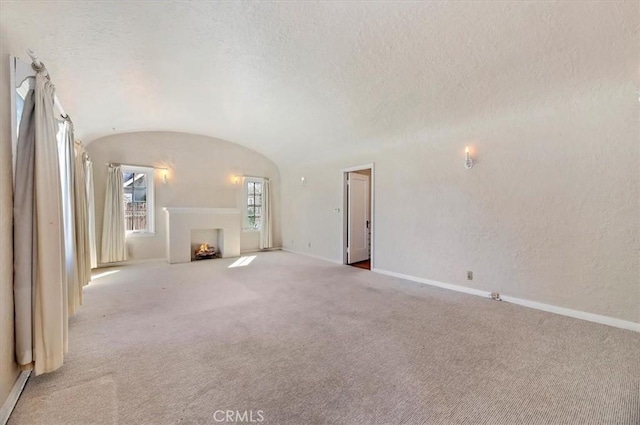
[347,172,370,264]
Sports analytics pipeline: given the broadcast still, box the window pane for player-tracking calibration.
[124,201,133,231]
[132,203,139,231]
[122,168,152,232]
[133,187,146,202]
[138,203,148,231]
[134,173,146,187]
[245,180,264,229]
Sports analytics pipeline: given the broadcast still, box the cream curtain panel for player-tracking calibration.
[101,165,127,263]
[14,71,68,375]
[260,178,272,249]
[58,120,80,316]
[13,80,36,368]
[85,158,97,268]
[73,141,92,295]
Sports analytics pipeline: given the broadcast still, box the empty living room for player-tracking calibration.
[0,1,638,424]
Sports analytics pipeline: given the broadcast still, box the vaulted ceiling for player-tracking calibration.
[1,1,637,165]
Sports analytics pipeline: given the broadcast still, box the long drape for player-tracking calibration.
[13,84,36,367]
[74,143,91,290]
[101,165,127,263]
[85,158,97,269]
[260,178,272,249]
[14,70,68,375]
[58,120,80,316]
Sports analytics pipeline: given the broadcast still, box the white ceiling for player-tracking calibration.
[1,1,637,165]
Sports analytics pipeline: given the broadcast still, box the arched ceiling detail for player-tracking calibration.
[1,1,636,166]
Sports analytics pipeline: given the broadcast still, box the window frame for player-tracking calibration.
[243,177,264,232]
[122,165,155,237]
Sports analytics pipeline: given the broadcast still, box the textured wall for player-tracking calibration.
[87,132,281,263]
[0,48,20,404]
[280,81,640,323]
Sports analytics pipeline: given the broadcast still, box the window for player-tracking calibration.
[245,178,263,230]
[122,165,155,235]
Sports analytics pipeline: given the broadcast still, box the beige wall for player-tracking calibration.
[0,51,20,403]
[280,81,639,324]
[87,132,281,263]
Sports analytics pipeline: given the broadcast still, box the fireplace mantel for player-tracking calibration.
[163,207,241,264]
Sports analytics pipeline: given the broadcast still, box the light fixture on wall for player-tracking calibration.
[154,167,169,184]
[464,147,474,169]
[233,175,240,185]
[301,176,306,186]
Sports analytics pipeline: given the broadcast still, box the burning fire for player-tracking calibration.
[199,243,210,253]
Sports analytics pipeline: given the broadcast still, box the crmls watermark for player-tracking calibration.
[213,410,265,423]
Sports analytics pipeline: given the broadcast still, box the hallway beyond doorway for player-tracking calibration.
[350,259,370,270]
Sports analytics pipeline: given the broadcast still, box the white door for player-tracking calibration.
[347,172,370,264]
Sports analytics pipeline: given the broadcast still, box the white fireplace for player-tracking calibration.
[163,207,241,264]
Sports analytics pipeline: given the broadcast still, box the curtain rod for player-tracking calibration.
[106,162,168,171]
[27,49,68,119]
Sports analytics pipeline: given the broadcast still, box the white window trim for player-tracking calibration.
[122,165,155,237]
[243,177,264,232]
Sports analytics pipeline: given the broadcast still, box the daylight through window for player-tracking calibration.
[122,166,154,234]
[246,179,263,229]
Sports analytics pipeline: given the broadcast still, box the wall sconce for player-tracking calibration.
[156,167,169,184]
[233,175,240,185]
[464,147,474,169]
[301,176,306,186]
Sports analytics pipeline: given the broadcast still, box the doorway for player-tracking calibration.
[342,164,374,270]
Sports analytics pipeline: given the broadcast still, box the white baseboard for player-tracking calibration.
[0,370,30,425]
[96,257,165,268]
[373,267,640,333]
[373,268,493,298]
[281,248,343,265]
[101,249,285,267]
[240,247,282,255]
[499,294,640,332]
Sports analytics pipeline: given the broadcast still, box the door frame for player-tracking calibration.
[342,163,375,268]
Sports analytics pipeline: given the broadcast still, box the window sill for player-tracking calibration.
[242,228,261,233]
[126,232,156,238]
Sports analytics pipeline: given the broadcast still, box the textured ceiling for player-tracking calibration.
[1,1,637,165]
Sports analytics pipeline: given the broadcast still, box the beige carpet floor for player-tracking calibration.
[9,251,639,424]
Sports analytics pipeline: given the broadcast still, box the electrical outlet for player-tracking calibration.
[467,271,473,280]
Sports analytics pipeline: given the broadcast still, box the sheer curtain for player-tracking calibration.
[101,165,127,263]
[260,178,272,249]
[14,70,67,375]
